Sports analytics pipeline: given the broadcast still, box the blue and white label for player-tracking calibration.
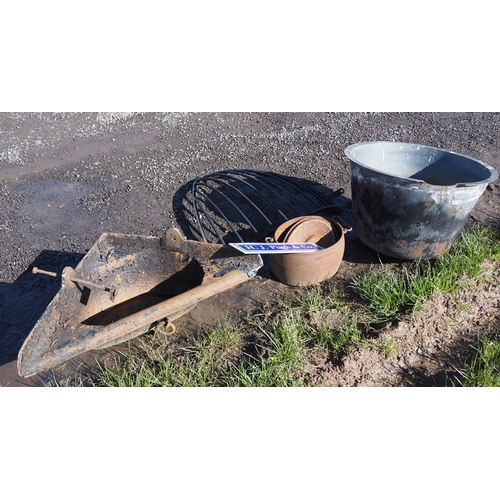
[229,242,323,254]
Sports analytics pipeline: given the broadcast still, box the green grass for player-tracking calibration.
[68,221,500,387]
[455,329,500,387]
[90,322,246,387]
[228,311,310,387]
[351,223,500,322]
[85,283,372,387]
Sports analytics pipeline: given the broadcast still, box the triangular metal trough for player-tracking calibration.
[17,228,262,378]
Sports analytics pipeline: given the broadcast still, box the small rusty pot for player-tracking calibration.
[269,215,351,286]
[274,216,335,245]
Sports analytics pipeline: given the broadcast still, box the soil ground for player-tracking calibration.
[1,112,499,387]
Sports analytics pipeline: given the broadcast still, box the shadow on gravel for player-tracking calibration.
[0,250,84,367]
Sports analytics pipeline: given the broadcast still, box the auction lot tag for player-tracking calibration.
[229,242,323,254]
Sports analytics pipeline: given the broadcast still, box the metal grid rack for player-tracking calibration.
[190,169,344,244]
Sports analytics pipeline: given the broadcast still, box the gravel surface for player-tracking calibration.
[2,112,499,282]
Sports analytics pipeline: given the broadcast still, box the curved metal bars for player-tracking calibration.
[190,169,343,244]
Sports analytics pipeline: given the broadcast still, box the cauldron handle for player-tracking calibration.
[323,215,352,234]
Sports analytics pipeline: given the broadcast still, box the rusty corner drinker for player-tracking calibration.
[345,141,499,260]
[17,227,263,378]
[269,215,351,286]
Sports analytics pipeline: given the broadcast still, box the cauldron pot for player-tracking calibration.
[269,215,350,286]
[345,141,499,260]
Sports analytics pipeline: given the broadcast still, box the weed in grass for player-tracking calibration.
[456,331,500,387]
[91,336,215,387]
[46,371,87,387]
[87,313,249,386]
[89,286,353,387]
[229,306,312,386]
[178,323,245,384]
[351,265,419,322]
[295,280,345,313]
[311,308,364,356]
[379,336,399,358]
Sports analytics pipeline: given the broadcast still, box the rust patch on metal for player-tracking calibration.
[269,215,351,286]
[17,228,263,378]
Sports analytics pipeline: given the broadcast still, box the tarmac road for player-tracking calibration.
[1,112,499,386]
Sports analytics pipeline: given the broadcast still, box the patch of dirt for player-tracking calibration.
[312,268,500,387]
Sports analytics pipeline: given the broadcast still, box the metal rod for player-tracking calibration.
[32,267,58,278]
[215,173,277,219]
[196,179,260,230]
[33,267,114,293]
[233,172,295,218]
[247,170,335,206]
[192,193,229,244]
[194,195,242,242]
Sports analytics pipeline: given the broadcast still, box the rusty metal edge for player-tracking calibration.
[17,268,252,378]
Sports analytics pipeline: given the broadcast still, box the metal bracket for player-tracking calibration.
[161,227,188,253]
